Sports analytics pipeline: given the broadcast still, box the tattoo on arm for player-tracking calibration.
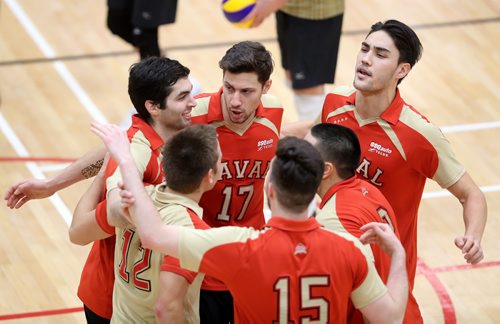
[81,159,104,179]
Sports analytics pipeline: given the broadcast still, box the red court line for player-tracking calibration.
[0,157,76,163]
[0,307,83,320]
[432,260,500,273]
[417,258,456,324]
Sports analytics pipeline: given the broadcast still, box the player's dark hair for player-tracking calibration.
[219,41,274,85]
[163,125,219,193]
[128,57,190,124]
[368,19,423,84]
[270,137,324,213]
[311,124,360,180]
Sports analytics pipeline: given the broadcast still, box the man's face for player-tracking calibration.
[353,30,405,93]
[221,71,270,124]
[159,76,196,130]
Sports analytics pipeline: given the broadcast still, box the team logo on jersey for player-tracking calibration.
[257,138,274,151]
[294,243,308,255]
[368,141,392,157]
[361,187,369,196]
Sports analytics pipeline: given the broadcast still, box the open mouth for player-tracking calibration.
[357,67,371,77]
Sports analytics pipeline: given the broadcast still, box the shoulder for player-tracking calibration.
[261,94,284,109]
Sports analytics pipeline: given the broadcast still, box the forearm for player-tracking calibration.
[70,177,110,245]
[49,145,107,191]
[280,120,314,138]
[462,189,487,239]
[385,247,408,321]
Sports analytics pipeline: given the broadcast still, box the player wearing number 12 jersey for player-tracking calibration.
[191,41,283,323]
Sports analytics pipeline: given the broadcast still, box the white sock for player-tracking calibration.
[294,93,326,121]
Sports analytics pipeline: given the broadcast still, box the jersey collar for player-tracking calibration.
[346,88,405,126]
[153,184,203,216]
[130,114,164,150]
[266,216,321,232]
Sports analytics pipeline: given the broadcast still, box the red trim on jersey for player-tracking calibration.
[79,114,164,318]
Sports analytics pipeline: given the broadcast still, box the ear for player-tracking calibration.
[266,181,275,200]
[262,79,272,94]
[206,168,217,187]
[323,162,336,180]
[145,100,160,117]
[396,62,411,81]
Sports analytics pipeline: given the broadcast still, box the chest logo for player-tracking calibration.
[257,138,274,151]
[368,141,392,157]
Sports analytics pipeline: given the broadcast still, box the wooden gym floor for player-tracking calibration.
[0,0,499,322]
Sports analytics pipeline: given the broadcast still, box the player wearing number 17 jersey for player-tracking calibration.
[191,41,283,323]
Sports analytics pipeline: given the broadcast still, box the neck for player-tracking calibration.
[317,176,342,199]
[162,186,204,203]
[270,203,309,221]
[151,122,178,143]
[355,86,397,119]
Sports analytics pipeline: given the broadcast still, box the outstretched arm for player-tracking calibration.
[358,222,408,324]
[90,122,180,256]
[4,145,107,209]
[447,172,487,264]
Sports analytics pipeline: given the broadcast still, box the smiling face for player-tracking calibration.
[353,30,410,94]
[158,76,197,130]
[221,71,271,125]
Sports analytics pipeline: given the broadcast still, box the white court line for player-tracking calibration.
[441,121,500,134]
[0,112,73,225]
[4,0,108,124]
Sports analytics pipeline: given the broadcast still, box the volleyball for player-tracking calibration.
[221,0,256,29]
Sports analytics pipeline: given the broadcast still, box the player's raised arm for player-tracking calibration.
[358,222,408,323]
[90,122,180,256]
[4,145,107,209]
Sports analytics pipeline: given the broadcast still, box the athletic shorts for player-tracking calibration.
[199,289,234,324]
[276,11,343,89]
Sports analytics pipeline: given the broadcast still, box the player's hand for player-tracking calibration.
[455,235,484,264]
[360,222,404,257]
[4,179,54,209]
[90,122,131,164]
[247,0,288,28]
[118,182,135,225]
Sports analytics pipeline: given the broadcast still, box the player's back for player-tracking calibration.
[188,217,385,323]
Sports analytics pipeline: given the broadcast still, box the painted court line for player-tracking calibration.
[0,112,73,225]
[4,0,108,124]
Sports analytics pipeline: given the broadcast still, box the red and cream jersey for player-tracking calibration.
[321,87,465,287]
[112,185,208,323]
[316,176,423,323]
[192,88,283,229]
[177,217,387,323]
[317,176,398,282]
[78,115,165,319]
